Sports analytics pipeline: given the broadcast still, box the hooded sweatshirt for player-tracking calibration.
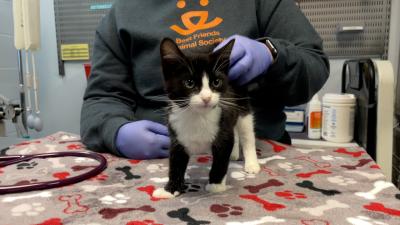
[80,0,330,156]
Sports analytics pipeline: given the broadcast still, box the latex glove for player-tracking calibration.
[215,35,273,85]
[116,120,170,159]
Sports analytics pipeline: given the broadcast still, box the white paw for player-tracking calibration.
[231,171,256,181]
[244,162,260,174]
[205,183,227,193]
[152,188,179,199]
[230,149,240,161]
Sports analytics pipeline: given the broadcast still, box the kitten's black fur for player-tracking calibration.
[160,38,251,195]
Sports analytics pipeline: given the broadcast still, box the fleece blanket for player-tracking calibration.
[0,132,399,225]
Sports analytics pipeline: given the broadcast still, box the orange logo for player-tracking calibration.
[171,0,223,36]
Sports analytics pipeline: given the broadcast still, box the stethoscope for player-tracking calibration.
[0,150,107,195]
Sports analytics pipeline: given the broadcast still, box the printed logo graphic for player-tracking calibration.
[171,0,223,36]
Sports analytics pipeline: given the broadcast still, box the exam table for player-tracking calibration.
[0,132,398,225]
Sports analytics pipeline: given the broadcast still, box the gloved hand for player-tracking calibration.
[116,120,170,159]
[214,35,274,85]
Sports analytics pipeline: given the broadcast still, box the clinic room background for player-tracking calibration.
[0,1,397,138]
[1,1,400,179]
[1,1,400,224]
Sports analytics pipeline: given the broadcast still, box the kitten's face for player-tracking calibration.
[160,38,234,112]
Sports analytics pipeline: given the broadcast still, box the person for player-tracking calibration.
[80,0,330,159]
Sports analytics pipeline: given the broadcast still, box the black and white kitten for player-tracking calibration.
[153,38,260,198]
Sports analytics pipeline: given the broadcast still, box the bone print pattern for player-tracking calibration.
[0,131,399,225]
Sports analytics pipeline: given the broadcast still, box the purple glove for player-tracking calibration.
[116,120,170,159]
[215,35,273,85]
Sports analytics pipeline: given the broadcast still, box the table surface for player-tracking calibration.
[0,132,399,225]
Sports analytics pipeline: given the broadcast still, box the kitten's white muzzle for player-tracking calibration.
[190,95,219,111]
[189,74,220,111]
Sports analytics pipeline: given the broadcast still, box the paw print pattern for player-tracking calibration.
[231,171,256,181]
[146,164,168,173]
[321,155,345,161]
[89,173,109,181]
[67,144,83,150]
[11,203,45,216]
[197,155,212,163]
[347,216,388,225]
[100,194,130,205]
[73,223,102,225]
[74,157,96,163]
[210,204,243,217]
[183,182,202,193]
[278,162,302,172]
[60,134,79,141]
[16,161,38,170]
[275,190,307,200]
[327,176,357,186]
[126,220,163,225]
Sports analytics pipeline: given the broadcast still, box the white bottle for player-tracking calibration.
[308,94,322,139]
[321,93,356,143]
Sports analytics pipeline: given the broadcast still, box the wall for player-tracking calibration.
[30,0,87,138]
[388,0,400,83]
[0,0,19,137]
[22,1,400,138]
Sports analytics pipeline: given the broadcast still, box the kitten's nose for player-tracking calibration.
[201,96,211,104]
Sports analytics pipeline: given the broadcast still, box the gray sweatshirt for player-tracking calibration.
[80,0,330,156]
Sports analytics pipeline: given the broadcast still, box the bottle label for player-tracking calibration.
[310,111,322,129]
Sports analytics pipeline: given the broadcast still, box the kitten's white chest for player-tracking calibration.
[169,107,221,155]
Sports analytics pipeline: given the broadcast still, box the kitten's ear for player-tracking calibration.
[160,38,188,80]
[160,38,185,62]
[210,39,235,74]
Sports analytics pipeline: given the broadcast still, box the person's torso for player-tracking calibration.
[114,0,261,101]
[113,0,286,139]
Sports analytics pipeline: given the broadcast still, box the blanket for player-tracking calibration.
[0,132,399,225]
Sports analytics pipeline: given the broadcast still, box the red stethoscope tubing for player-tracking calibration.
[0,151,107,195]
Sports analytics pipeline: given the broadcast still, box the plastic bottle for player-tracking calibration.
[322,93,356,143]
[308,94,322,139]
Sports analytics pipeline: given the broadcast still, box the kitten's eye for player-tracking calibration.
[184,79,195,89]
[212,79,222,88]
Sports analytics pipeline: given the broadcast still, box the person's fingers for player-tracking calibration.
[155,134,171,149]
[229,54,252,81]
[213,36,235,52]
[229,42,246,66]
[154,134,170,158]
[146,121,169,135]
[157,149,169,158]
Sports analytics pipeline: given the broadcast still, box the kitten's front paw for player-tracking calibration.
[244,162,261,174]
[152,188,180,199]
[230,148,240,161]
[205,183,227,193]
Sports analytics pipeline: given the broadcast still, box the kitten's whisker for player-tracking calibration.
[170,104,190,115]
[150,96,187,101]
[219,102,243,109]
[216,59,229,70]
[219,100,246,111]
[220,97,250,100]
[153,108,169,114]
[220,104,244,112]
[151,94,169,98]
[163,105,187,111]
[169,99,189,103]
[213,51,230,72]
[214,60,230,73]
[154,102,189,113]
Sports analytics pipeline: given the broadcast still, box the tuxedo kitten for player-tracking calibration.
[153,38,260,199]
